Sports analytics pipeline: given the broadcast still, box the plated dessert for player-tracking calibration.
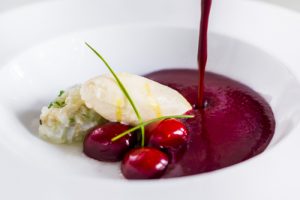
[38,0,275,179]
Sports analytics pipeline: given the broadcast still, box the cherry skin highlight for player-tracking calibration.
[121,147,169,179]
[148,119,189,151]
[83,122,134,162]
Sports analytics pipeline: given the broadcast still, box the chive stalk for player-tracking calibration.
[85,42,146,146]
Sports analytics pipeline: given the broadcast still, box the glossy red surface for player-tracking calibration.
[145,69,275,177]
[121,147,169,179]
[148,119,188,151]
[83,122,135,162]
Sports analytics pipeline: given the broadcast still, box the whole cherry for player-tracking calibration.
[121,147,169,179]
[83,122,135,162]
[147,119,189,151]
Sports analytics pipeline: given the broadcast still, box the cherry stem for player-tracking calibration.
[111,115,194,142]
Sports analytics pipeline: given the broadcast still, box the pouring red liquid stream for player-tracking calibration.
[198,0,212,108]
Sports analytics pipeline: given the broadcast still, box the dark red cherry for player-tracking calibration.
[148,119,188,151]
[83,122,134,162]
[121,147,169,179]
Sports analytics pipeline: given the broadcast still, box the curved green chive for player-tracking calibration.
[85,42,146,146]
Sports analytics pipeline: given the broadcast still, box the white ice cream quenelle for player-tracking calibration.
[39,85,106,144]
[80,73,192,125]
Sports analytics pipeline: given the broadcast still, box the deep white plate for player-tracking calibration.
[0,0,300,199]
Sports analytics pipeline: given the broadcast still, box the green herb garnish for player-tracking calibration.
[58,90,65,97]
[48,90,66,109]
[48,103,53,109]
[111,115,194,142]
[51,101,66,108]
[85,42,146,146]
[69,117,76,125]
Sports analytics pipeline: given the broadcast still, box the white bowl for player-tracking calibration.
[0,0,300,199]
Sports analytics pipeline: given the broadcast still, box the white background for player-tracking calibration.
[1,0,300,13]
